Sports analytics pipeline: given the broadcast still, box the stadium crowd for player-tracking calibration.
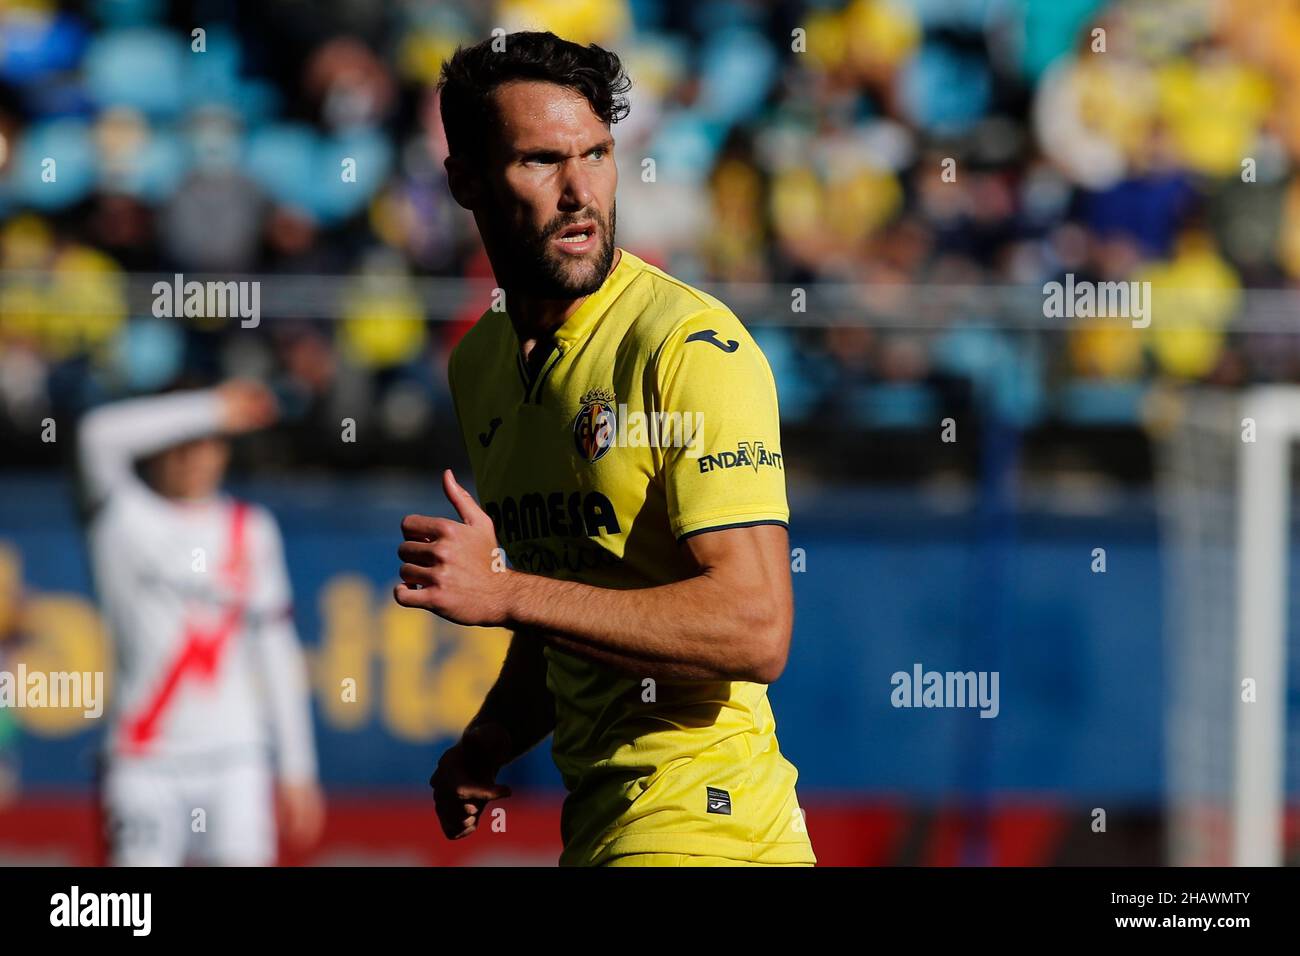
[1,0,1299,469]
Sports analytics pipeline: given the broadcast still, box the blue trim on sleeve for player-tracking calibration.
[676,518,789,543]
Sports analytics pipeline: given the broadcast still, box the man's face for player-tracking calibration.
[474,80,618,298]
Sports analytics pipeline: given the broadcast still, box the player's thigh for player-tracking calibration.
[101,759,186,867]
[196,758,277,866]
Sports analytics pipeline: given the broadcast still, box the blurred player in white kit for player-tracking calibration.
[78,381,323,866]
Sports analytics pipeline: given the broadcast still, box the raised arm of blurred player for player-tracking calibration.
[428,629,554,840]
[245,510,326,851]
[77,382,278,510]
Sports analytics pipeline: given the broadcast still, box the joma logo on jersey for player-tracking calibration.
[484,491,621,544]
[698,441,783,474]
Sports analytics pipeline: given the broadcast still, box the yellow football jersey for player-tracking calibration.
[448,248,816,866]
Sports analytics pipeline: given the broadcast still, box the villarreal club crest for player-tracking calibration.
[573,386,617,462]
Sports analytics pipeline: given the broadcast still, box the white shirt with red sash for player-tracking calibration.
[79,391,316,781]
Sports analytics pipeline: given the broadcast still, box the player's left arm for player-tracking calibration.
[396,308,795,683]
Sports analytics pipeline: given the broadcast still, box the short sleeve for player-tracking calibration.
[653,308,789,540]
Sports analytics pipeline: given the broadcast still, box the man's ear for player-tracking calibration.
[445,154,481,211]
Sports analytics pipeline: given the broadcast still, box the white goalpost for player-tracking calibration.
[1157,386,1297,866]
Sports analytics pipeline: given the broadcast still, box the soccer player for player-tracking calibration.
[394,32,816,867]
[78,382,323,866]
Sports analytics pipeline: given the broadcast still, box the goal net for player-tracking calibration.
[1155,386,1300,866]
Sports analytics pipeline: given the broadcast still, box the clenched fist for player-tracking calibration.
[430,724,513,840]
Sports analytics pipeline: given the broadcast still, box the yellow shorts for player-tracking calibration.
[601,853,813,867]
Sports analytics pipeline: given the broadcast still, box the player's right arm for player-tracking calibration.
[77,381,277,510]
[430,624,555,840]
[431,338,553,840]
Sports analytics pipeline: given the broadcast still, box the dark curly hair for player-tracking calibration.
[437,31,631,163]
